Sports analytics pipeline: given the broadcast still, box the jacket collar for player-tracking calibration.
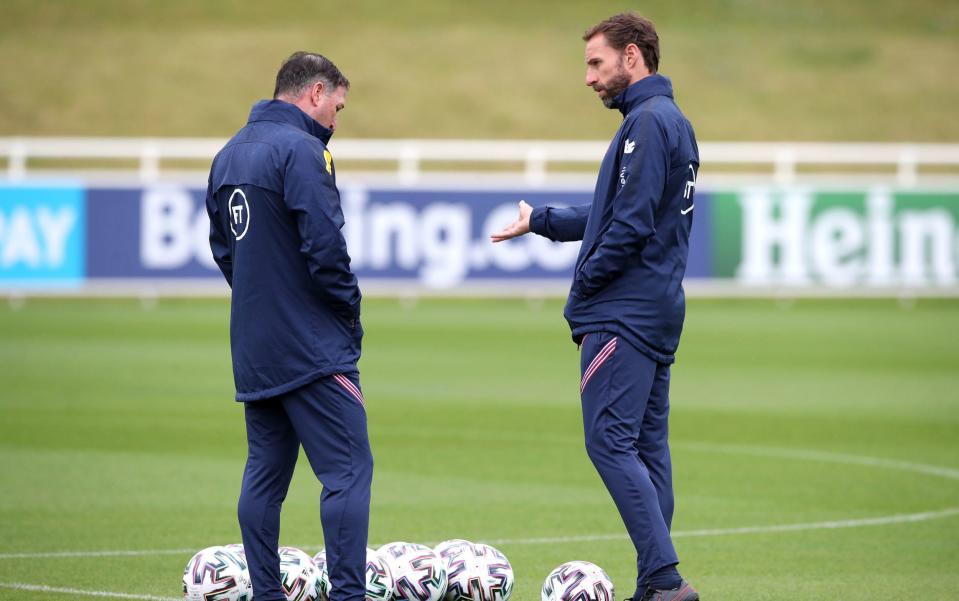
[247,99,334,144]
[611,73,673,116]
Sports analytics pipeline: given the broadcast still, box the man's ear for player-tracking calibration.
[311,81,327,105]
[625,43,641,70]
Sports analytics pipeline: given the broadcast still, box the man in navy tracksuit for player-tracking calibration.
[492,14,700,601]
[206,52,372,601]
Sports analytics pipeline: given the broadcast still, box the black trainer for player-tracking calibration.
[639,580,700,601]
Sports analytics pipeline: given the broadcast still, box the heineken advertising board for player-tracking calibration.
[709,187,959,288]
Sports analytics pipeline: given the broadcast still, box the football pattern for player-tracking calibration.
[278,546,323,601]
[182,545,253,601]
[377,542,448,601]
[441,542,513,601]
[541,561,613,601]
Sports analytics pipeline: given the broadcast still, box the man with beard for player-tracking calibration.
[492,13,700,601]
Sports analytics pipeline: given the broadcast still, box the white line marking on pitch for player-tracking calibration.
[5,504,959,562]
[674,442,959,481]
[0,548,196,560]
[478,506,959,546]
[2,443,957,562]
[0,582,180,600]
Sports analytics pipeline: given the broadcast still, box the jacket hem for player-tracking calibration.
[569,323,675,365]
[235,363,359,401]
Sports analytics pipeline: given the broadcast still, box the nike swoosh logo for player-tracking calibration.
[681,205,694,215]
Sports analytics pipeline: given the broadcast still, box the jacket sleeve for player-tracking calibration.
[205,173,234,288]
[572,114,668,298]
[529,204,590,242]
[283,140,361,319]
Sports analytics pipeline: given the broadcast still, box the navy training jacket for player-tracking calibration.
[529,75,699,364]
[206,100,362,401]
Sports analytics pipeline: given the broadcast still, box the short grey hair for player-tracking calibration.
[273,51,349,98]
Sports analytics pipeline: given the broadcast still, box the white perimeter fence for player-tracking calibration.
[2,137,959,185]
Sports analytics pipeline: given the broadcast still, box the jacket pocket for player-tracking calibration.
[576,240,599,271]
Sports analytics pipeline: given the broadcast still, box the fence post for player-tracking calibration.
[774,147,796,185]
[8,139,27,180]
[897,146,918,187]
[399,143,420,185]
[524,146,547,185]
[139,140,160,182]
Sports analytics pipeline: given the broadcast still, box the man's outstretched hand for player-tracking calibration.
[490,200,533,243]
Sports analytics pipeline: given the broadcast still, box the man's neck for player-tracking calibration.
[628,70,652,87]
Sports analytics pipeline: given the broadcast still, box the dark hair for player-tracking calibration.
[583,13,660,73]
[273,51,350,98]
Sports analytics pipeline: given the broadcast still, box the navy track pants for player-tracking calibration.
[237,373,373,601]
[579,332,679,589]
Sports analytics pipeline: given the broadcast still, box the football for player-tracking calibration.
[182,545,253,601]
[278,546,324,601]
[311,547,391,601]
[312,548,326,570]
[433,539,472,564]
[311,549,332,601]
[365,546,395,601]
[377,542,448,601]
[541,561,614,601]
[224,543,246,562]
[439,541,513,601]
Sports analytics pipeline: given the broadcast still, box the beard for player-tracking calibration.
[595,62,632,108]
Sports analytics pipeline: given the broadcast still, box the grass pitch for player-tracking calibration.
[0,297,958,600]
[1,0,958,141]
